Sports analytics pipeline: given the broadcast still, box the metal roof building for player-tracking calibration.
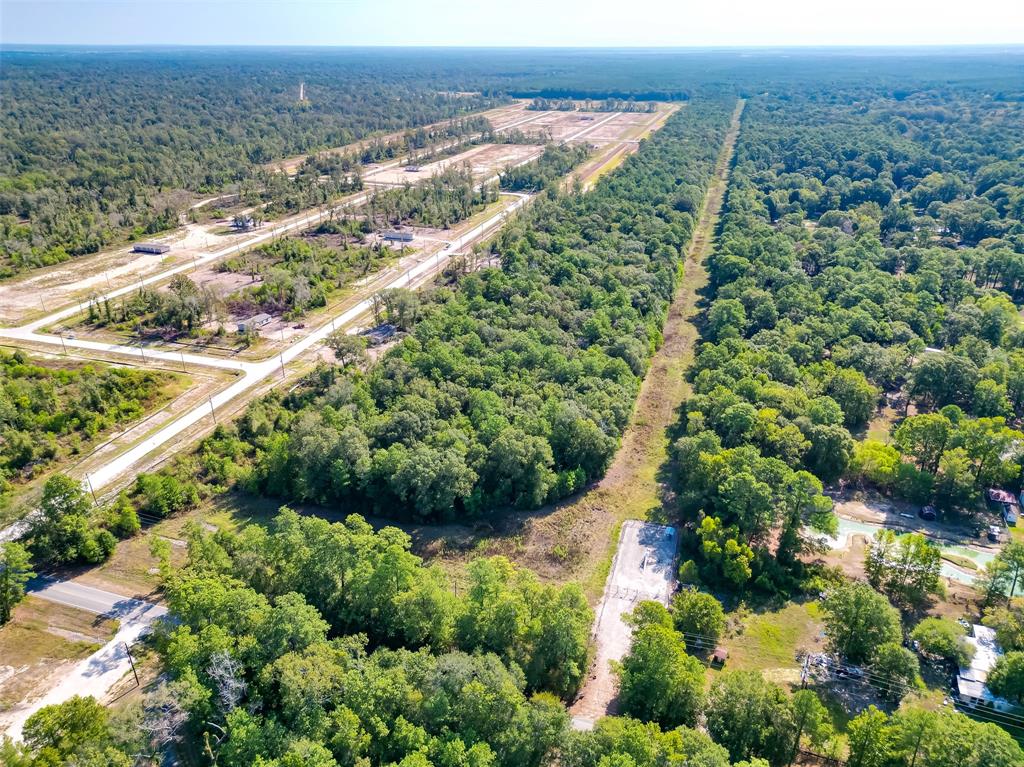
[956,624,1017,713]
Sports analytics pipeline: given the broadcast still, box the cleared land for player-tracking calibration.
[366,143,543,186]
[570,521,679,729]
[265,100,535,176]
[0,102,533,327]
[0,597,118,722]
[0,103,664,329]
[0,579,167,741]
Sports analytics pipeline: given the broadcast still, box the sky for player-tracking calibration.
[2,0,1023,47]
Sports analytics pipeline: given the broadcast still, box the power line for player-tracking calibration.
[674,624,1024,730]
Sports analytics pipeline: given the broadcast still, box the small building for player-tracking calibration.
[956,625,1017,714]
[360,323,397,347]
[987,488,1019,526]
[237,313,272,333]
[988,488,1016,505]
[133,242,170,255]
[382,230,414,243]
[710,647,729,667]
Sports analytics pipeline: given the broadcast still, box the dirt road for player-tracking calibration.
[439,100,745,591]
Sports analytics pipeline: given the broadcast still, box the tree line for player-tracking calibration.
[0,51,501,276]
[144,102,733,521]
[667,85,1024,598]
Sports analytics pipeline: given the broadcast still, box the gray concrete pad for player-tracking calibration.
[570,520,678,729]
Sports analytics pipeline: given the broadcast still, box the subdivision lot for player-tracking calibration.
[0,223,260,326]
[0,597,118,720]
[570,520,678,729]
[266,100,533,176]
[0,350,201,529]
[407,102,740,595]
[365,143,544,186]
[0,103,656,329]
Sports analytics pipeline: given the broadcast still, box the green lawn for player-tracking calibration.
[717,600,825,685]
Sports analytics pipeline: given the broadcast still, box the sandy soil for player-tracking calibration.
[833,492,999,549]
[366,143,543,187]
[570,521,679,728]
[578,113,654,143]
[806,492,991,617]
[265,102,532,176]
[568,106,680,192]
[0,598,118,729]
[0,103,657,328]
[0,221,252,326]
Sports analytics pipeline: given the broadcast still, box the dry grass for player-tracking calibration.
[0,597,118,712]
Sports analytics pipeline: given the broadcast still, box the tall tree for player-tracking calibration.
[821,582,901,664]
[0,542,34,625]
[615,621,705,728]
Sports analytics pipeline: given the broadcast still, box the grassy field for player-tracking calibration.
[715,600,825,685]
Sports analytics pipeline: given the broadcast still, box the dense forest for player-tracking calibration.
[3,48,1021,277]
[499,144,591,193]
[0,350,176,510]
[7,50,1024,767]
[367,167,499,229]
[146,102,731,520]
[4,507,1020,765]
[667,85,1024,596]
[0,52,501,275]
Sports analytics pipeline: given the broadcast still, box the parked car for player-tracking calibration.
[919,505,937,521]
[988,525,1003,542]
[1004,506,1018,527]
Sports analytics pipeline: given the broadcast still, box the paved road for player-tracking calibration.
[0,577,167,742]
[82,191,531,492]
[26,576,167,620]
[0,187,532,546]
[0,105,606,513]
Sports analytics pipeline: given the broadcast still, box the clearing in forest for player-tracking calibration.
[570,520,679,729]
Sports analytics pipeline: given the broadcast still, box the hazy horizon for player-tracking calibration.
[3,0,1023,48]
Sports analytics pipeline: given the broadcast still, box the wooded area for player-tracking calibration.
[153,102,730,520]
[5,49,1024,767]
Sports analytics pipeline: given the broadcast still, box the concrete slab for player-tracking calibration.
[570,519,678,729]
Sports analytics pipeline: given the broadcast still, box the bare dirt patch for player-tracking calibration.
[267,102,530,176]
[0,597,118,716]
[366,143,543,187]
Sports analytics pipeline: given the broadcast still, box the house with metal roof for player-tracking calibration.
[956,624,1017,714]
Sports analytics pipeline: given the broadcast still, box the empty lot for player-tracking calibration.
[570,520,679,729]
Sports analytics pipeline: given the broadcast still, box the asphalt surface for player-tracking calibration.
[26,576,166,620]
[0,577,168,742]
[570,520,679,730]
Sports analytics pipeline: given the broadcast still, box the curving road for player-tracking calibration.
[72,192,531,492]
[0,577,167,741]
[0,105,624,510]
